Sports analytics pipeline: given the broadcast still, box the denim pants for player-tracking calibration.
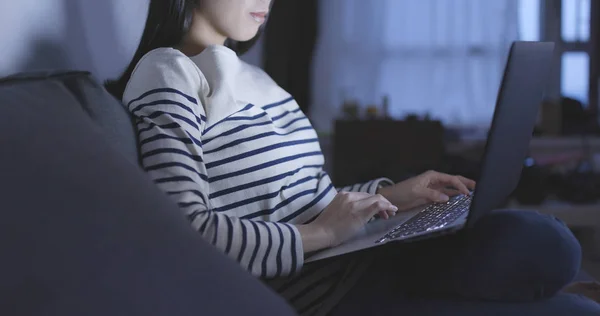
[330,210,600,315]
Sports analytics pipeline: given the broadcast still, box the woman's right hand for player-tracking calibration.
[297,192,398,253]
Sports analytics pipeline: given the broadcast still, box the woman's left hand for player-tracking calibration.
[377,170,476,212]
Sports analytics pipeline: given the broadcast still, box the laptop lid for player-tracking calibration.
[305,41,555,263]
[466,41,555,227]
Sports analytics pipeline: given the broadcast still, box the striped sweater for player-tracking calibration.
[123,45,392,315]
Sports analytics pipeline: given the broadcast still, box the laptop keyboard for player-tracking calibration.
[375,193,472,244]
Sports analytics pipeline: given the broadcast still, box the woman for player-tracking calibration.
[106,0,599,315]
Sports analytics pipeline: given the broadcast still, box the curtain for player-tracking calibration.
[263,0,319,114]
[310,0,520,133]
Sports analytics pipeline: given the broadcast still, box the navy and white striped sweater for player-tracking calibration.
[123,45,392,316]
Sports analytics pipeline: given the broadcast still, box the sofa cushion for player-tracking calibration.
[0,71,139,165]
[0,72,296,316]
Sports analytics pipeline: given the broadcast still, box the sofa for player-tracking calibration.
[0,71,598,315]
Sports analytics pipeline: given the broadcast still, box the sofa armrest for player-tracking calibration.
[0,73,296,316]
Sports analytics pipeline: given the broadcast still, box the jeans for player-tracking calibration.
[330,210,600,315]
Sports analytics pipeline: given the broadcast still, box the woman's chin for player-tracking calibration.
[230,29,261,42]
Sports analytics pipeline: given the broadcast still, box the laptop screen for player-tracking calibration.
[466,41,555,227]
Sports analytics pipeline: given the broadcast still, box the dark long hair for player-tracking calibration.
[105,0,261,100]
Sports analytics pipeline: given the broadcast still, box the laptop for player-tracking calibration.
[306,41,555,262]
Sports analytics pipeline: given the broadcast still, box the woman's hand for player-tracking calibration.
[378,170,476,211]
[297,192,397,252]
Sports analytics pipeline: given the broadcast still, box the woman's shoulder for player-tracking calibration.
[123,48,209,102]
[189,45,291,105]
[237,60,292,103]
[136,47,200,72]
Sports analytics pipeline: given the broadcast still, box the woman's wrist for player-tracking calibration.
[377,184,410,210]
[296,223,332,253]
[376,184,393,202]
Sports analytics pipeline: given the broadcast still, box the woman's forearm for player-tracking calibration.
[296,223,332,253]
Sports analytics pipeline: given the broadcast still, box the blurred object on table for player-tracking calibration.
[540,99,562,136]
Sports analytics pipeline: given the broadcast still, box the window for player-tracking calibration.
[519,0,540,41]
[561,52,589,104]
[562,0,590,42]
[557,0,592,107]
[311,0,540,132]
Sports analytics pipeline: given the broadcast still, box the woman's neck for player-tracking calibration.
[181,15,227,57]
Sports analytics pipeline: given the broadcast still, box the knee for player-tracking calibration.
[474,210,581,291]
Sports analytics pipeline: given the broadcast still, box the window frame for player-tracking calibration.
[541,0,599,115]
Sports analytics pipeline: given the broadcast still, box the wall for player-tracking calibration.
[0,0,263,82]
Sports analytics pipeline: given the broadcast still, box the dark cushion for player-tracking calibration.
[0,71,139,165]
[0,72,296,316]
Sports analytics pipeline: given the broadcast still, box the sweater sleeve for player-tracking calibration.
[337,178,394,194]
[123,50,303,278]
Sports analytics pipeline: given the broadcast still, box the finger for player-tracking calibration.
[438,187,462,197]
[420,188,450,203]
[357,193,393,205]
[434,173,470,196]
[378,210,390,220]
[456,175,476,190]
[380,209,397,219]
[337,191,372,202]
[355,194,397,219]
[434,184,473,197]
